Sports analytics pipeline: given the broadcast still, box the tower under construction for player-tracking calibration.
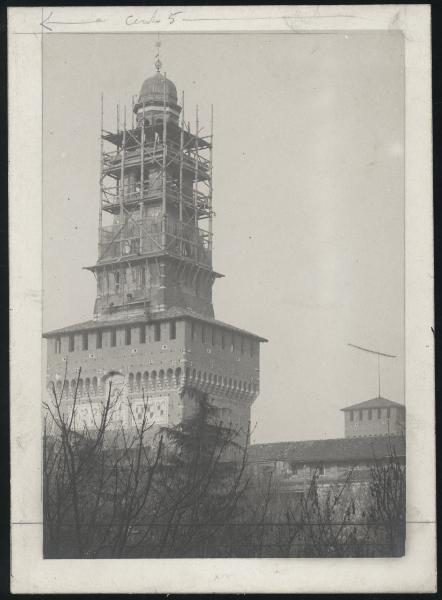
[44,50,267,438]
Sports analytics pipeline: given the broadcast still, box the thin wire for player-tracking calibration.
[348,343,396,358]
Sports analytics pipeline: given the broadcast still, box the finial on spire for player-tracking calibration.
[155,35,162,73]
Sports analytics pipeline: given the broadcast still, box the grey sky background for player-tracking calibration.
[43,32,404,444]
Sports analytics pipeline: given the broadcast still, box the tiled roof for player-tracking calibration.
[249,435,405,464]
[340,397,405,411]
[42,306,268,342]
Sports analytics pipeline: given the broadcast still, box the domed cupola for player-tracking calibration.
[135,72,179,110]
[134,44,181,126]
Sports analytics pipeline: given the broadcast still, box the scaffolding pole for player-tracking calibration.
[179,91,184,223]
[119,107,126,258]
[194,105,199,233]
[131,95,134,130]
[162,72,168,249]
[144,256,149,315]
[140,102,145,252]
[99,92,104,258]
[209,104,213,246]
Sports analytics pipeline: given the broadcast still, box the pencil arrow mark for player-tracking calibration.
[40,12,54,31]
[40,11,106,32]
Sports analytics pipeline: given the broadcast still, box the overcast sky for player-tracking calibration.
[43,31,405,443]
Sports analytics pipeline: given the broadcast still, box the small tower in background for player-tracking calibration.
[341,397,406,438]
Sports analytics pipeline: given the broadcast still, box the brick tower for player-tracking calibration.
[44,52,266,441]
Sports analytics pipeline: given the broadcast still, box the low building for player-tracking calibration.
[249,397,406,498]
[249,434,405,496]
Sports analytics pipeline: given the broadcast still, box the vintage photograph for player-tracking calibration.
[41,30,407,559]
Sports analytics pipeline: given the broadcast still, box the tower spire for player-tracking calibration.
[155,35,162,73]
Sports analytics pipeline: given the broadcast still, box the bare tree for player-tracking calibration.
[135,387,252,558]
[367,438,406,556]
[45,373,404,559]
[43,377,255,558]
[278,439,405,557]
[281,466,370,557]
[43,368,163,558]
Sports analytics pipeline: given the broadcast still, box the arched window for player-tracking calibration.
[167,368,173,386]
[92,377,98,394]
[136,372,142,390]
[85,378,91,393]
[151,370,157,388]
[197,370,201,381]
[56,380,62,393]
[71,379,77,397]
[208,373,212,384]
[192,369,196,379]
[128,372,134,391]
[158,370,165,385]
[175,368,182,386]
[78,378,84,396]
[143,371,149,388]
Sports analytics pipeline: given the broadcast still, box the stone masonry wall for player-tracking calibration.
[46,317,261,437]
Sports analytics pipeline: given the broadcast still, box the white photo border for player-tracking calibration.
[9,5,435,593]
